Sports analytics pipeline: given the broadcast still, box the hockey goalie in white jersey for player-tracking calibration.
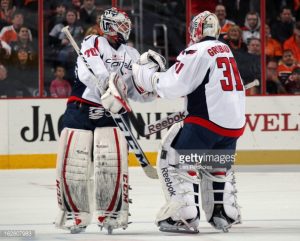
[133,11,245,233]
[54,7,161,234]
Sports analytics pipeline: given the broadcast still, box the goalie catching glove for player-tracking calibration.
[101,72,131,114]
[132,50,166,94]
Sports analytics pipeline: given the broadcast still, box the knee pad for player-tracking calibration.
[200,168,241,231]
[155,123,200,230]
[94,127,129,232]
[55,128,94,229]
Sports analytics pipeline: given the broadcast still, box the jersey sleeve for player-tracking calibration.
[155,46,210,99]
[76,35,109,93]
[123,46,154,103]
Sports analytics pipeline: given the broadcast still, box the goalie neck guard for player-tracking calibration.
[100,7,132,45]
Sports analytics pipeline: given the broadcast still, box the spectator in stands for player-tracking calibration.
[271,7,294,44]
[0,63,12,97]
[10,26,36,62]
[242,11,260,44]
[13,0,38,40]
[0,62,28,97]
[244,38,261,94]
[248,38,261,92]
[65,0,81,18]
[265,23,282,59]
[49,9,82,49]
[0,0,16,29]
[214,4,235,40]
[47,3,66,33]
[277,49,300,84]
[9,47,38,97]
[49,8,83,78]
[223,25,247,52]
[283,22,300,63]
[285,67,300,94]
[232,37,261,95]
[50,65,71,98]
[247,37,261,55]
[0,11,24,44]
[266,58,286,94]
[79,0,98,32]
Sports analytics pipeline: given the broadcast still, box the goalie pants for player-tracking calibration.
[59,101,119,132]
[172,123,238,169]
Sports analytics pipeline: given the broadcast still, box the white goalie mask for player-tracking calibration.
[190,11,220,43]
[100,7,132,44]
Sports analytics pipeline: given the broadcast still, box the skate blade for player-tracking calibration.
[69,226,86,234]
[159,226,199,234]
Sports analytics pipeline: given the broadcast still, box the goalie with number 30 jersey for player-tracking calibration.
[133,11,245,233]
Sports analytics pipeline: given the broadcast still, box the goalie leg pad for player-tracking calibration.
[155,123,200,233]
[94,127,129,232]
[200,168,241,232]
[55,128,93,231]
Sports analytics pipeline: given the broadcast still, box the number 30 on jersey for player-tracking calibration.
[217,57,244,91]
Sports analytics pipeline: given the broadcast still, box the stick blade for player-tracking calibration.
[143,165,158,179]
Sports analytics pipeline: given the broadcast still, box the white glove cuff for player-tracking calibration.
[132,62,158,93]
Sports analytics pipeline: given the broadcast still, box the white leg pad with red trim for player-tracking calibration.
[155,123,200,233]
[94,127,129,233]
[55,128,93,231]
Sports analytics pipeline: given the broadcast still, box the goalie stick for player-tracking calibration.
[128,79,260,137]
[61,26,158,179]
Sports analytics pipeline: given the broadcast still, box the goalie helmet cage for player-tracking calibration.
[36,0,266,97]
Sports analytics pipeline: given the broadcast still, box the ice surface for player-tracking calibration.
[0,166,299,241]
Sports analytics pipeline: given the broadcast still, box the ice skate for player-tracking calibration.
[55,211,90,234]
[201,169,241,232]
[97,210,129,235]
[209,204,241,232]
[158,216,199,233]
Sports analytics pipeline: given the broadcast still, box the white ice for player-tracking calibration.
[0,166,300,241]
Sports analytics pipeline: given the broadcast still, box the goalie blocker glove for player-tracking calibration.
[132,50,166,94]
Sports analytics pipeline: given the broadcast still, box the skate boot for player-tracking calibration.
[97,210,129,234]
[158,216,199,233]
[55,211,91,234]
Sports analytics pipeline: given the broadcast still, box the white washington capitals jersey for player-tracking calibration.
[73,35,146,104]
[155,38,245,136]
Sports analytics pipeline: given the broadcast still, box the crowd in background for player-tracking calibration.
[0,0,300,98]
[0,0,109,98]
[0,0,38,97]
[191,0,300,95]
